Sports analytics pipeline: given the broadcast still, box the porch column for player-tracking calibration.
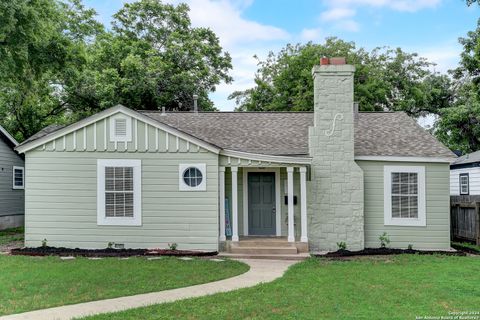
[287,167,295,242]
[231,166,239,242]
[219,167,226,241]
[300,167,308,243]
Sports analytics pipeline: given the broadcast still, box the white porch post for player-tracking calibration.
[219,167,226,241]
[300,167,308,243]
[287,167,295,242]
[231,166,239,242]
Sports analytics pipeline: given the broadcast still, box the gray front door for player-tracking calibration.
[248,172,276,236]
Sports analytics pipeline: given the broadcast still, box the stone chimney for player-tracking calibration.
[308,57,364,251]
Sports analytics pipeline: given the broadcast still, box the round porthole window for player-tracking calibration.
[183,167,203,187]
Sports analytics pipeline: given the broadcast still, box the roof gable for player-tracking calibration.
[0,125,19,148]
[16,105,220,154]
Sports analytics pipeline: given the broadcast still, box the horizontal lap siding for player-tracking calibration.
[450,167,480,195]
[0,138,24,217]
[357,161,450,250]
[25,117,219,251]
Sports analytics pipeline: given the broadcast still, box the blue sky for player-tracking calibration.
[84,0,480,110]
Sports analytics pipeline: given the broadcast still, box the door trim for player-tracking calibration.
[243,168,281,236]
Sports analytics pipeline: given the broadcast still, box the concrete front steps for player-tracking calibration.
[219,237,309,260]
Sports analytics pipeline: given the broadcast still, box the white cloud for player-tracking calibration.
[335,19,360,32]
[175,0,289,47]
[300,28,324,41]
[320,8,355,22]
[415,44,461,73]
[325,0,441,12]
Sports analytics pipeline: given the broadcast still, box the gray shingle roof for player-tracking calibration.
[19,109,456,159]
[452,150,480,165]
[142,111,455,158]
[22,124,66,145]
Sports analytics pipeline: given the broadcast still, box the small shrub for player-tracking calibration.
[407,244,413,250]
[379,232,390,248]
[107,242,115,249]
[41,239,47,248]
[168,243,178,251]
[336,241,347,250]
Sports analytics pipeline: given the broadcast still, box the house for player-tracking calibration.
[450,151,480,244]
[15,59,456,253]
[450,151,480,199]
[0,125,25,230]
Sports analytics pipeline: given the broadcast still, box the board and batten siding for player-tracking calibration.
[25,114,219,250]
[450,167,480,195]
[357,160,450,250]
[0,137,24,228]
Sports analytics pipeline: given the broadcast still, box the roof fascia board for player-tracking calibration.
[221,149,312,165]
[355,155,455,164]
[16,105,220,154]
[0,125,19,147]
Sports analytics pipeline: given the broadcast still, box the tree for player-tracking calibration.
[66,0,232,116]
[230,38,452,117]
[0,0,103,141]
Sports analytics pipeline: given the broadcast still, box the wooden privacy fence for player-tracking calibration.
[450,201,480,245]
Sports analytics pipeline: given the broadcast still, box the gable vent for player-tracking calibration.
[115,119,127,137]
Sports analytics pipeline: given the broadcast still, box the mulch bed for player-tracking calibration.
[10,246,218,258]
[451,243,480,255]
[316,247,466,259]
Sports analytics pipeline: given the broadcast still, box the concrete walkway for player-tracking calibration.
[1,259,297,320]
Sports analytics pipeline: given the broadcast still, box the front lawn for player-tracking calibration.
[0,255,248,316]
[84,255,480,320]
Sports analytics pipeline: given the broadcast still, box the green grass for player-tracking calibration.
[452,241,480,253]
[0,255,248,316]
[83,255,480,320]
[0,227,24,245]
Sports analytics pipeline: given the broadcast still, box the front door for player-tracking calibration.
[248,172,276,235]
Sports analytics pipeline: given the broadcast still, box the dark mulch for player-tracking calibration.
[451,243,480,255]
[316,247,466,259]
[10,246,218,257]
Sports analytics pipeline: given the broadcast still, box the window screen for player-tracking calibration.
[391,172,418,219]
[13,167,24,188]
[105,167,134,217]
[460,174,469,195]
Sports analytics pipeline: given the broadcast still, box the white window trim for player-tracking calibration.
[109,114,132,142]
[97,159,142,226]
[179,163,207,191]
[384,165,426,227]
[12,166,24,190]
[459,173,469,195]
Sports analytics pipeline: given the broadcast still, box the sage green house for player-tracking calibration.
[16,59,455,253]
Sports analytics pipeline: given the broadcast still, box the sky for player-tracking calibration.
[84,0,480,111]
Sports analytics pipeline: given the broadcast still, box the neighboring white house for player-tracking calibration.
[15,58,456,254]
[0,125,25,230]
[450,151,480,196]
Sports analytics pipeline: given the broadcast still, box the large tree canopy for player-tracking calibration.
[66,0,232,119]
[0,0,232,141]
[0,0,102,141]
[230,38,453,117]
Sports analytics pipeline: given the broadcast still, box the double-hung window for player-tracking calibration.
[459,173,469,195]
[97,159,141,226]
[384,166,426,226]
[12,166,24,189]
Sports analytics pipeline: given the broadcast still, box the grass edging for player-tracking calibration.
[315,247,466,258]
[11,246,218,257]
[451,242,480,255]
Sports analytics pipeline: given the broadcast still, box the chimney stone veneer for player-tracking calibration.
[308,63,365,251]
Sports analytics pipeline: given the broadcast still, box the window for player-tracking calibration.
[97,159,141,226]
[179,164,206,191]
[384,166,426,226]
[109,114,132,142]
[459,173,469,195]
[12,166,24,189]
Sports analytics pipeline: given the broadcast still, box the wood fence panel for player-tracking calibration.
[450,202,480,245]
